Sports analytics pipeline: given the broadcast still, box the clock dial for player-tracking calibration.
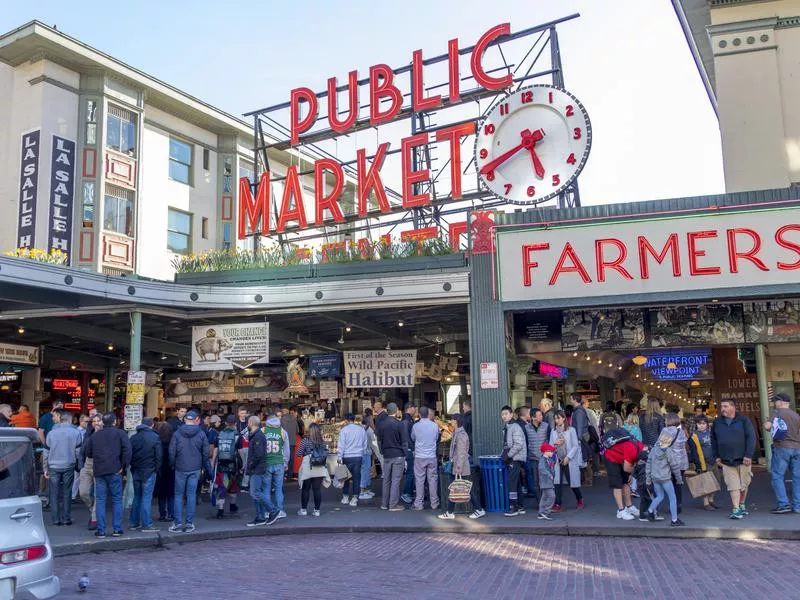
[474,85,592,205]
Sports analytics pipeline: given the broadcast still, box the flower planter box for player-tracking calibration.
[313,254,466,278]
[174,264,313,286]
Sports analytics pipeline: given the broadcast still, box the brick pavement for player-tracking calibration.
[54,533,799,599]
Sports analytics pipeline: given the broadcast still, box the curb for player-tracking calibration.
[52,521,800,557]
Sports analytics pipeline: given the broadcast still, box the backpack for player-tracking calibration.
[310,443,328,467]
[602,427,632,450]
[601,412,620,434]
[217,429,237,464]
[772,412,789,442]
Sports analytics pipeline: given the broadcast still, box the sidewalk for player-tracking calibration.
[49,471,800,556]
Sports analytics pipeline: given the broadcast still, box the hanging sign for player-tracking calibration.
[125,371,146,405]
[343,350,417,388]
[309,353,340,378]
[124,404,143,431]
[48,135,75,257]
[0,342,40,366]
[319,380,338,400]
[480,362,499,389]
[192,322,269,370]
[17,130,40,249]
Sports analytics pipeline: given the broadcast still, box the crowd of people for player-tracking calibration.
[2,388,800,535]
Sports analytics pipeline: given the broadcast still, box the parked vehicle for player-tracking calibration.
[0,428,60,599]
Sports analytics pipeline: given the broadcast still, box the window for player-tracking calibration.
[203,148,210,171]
[0,441,36,500]
[169,138,193,184]
[168,208,192,254]
[85,99,97,146]
[82,181,95,226]
[104,184,134,237]
[106,106,137,155]
[201,217,209,239]
[239,162,255,186]
[223,157,233,193]
[222,222,232,250]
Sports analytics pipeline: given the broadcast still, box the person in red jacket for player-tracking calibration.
[604,430,643,521]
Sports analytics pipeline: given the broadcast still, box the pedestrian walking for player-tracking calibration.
[664,412,688,514]
[645,426,685,527]
[401,404,417,504]
[246,415,280,526]
[168,410,209,533]
[536,443,557,520]
[213,415,242,518]
[603,427,641,521]
[438,413,485,520]
[375,402,408,511]
[501,405,526,516]
[129,417,162,532]
[79,413,102,530]
[711,399,756,519]
[337,413,367,507]
[640,397,665,449]
[411,406,440,511]
[84,412,131,538]
[764,392,800,514]
[568,393,593,486]
[359,414,377,500]
[549,410,584,511]
[155,421,175,522]
[43,409,82,526]
[688,415,718,510]
[296,422,330,516]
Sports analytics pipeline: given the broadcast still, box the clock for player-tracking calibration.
[474,84,591,205]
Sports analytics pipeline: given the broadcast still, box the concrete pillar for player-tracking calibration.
[145,386,159,419]
[755,343,772,467]
[21,367,41,422]
[509,358,530,409]
[129,311,142,371]
[104,366,115,412]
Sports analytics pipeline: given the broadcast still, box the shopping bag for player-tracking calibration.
[448,475,472,504]
[685,470,720,498]
[332,463,352,489]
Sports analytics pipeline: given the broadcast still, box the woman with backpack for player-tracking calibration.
[640,396,665,449]
[645,425,685,527]
[549,411,584,512]
[296,423,331,516]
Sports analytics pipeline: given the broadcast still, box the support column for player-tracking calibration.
[104,366,115,413]
[129,311,142,371]
[21,367,41,421]
[468,253,509,459]
[755,343,772,467]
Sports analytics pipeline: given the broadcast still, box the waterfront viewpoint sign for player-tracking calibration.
[497,208,800,302]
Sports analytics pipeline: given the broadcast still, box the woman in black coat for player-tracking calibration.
[155,421,175,521]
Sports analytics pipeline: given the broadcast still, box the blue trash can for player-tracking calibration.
[479,456,509,513]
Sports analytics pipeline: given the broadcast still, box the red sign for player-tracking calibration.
[52,379,95,399]
[239,23,515,237]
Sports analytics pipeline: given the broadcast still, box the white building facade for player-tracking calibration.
[0,21,269,281]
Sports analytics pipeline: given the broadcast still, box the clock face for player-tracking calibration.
[474,85,592,205]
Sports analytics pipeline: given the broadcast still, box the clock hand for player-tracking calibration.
[479,141,525,175]
[528,147,545,179]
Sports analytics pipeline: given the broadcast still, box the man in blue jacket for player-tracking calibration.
[711,399,756,520]
[129,418,162,532]
[169,410,209,533]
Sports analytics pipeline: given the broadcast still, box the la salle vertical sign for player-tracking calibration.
[48,136,75,257]
[17,130,40,249]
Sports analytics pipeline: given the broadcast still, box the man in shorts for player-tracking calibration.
[711,399,756,519]
[603,430,641,520]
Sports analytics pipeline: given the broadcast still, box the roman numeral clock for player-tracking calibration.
[474,85,592,205]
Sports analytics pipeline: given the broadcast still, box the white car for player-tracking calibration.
[0,428,60,599]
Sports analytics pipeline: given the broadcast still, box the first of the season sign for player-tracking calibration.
[496,208,800,302]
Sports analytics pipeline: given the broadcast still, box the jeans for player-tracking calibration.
[360,453,372,490]
[173,470,200,526]
[48,468,75,524]
[342,457,362,498]
[251,464,283,519]
[78,459,95,522]
[95,473,123,534]
[525,459,539,500]
[382,456,406,508]
[301,477,323,510]
[538,488,556,515]
[649,480,678,521]
[772,446,800,510]
[403,450,415,497]
[130,472,156,528]
[413,457,439,509]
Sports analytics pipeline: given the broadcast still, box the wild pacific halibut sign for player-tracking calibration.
[343,350,417,388]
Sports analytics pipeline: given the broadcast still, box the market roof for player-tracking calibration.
[671,0,717,115]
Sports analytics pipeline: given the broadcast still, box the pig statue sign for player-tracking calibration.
[191,322,270,371]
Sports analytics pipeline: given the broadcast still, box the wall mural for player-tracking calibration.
[561,309,645,351]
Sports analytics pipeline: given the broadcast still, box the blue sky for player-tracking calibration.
[1,0,724,206]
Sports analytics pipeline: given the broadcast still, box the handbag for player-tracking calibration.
[442,460,453,475]
[685,470,720,498]
[448,475,472,503]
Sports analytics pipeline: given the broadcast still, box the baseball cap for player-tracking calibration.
[185,410,199,421]
[774,392,792,404]
[225,414,236,425]
[209,415,221,425]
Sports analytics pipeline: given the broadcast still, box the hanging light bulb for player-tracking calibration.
[338,328,345,345]
[573,352,578,358]
[632,355,647,366]
[17,326,24,335]
[667,362,677,370]
[345,325,352,333]
[107,344,114,351]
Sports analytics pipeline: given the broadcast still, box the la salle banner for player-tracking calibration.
[343,350,417,388]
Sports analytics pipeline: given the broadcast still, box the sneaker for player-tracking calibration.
[349,497,358,507]
[183,523,196,533]
[88,520,97,531]
[158,516,170,523]
[411,505,424,511]
[129,524,141,531]
[297,509,308,516]
[141,526,160,533]
[265,512,280,525]
[341,496,350,505]
[653,512,665,521]
[537,513,552,520]
[312,509,321,517]
[771,505,792,515]
[277,511,287,519]
[577,500,585,509]
[729,507,744,520]
[389,505,405,512]
[380,505,389,510]
[246,518,267,527]
[437,512,455,520]
[646,510,656,522]
[639,515,650,522]
[625,505,640,517]
[94,530,106,538]
[518,507,527,515]
[670,518,686,527]
[168,523,183,533]
[358,492,373,500]
[504,505,521,517]
[551,504,562,512]
[617,508,634,521]
[400,494,413,504]
[469,509,486,519]
[111,530,123,537]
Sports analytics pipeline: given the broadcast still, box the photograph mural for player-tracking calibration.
[744,300,800,343]
[649,304,744,347]
[561,309,645,351]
